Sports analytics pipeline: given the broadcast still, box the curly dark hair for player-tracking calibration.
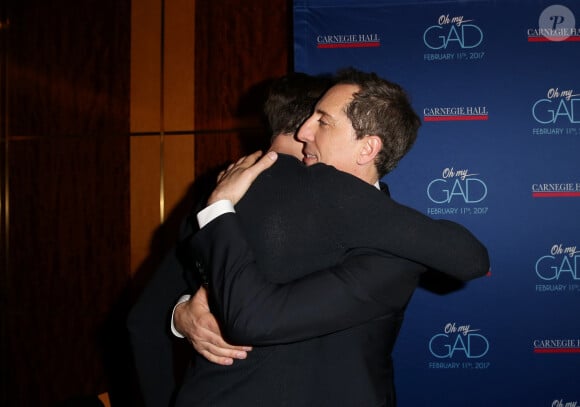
[264,72,333,137]
[335,68,421,177]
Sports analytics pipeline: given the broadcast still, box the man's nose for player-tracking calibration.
[297,118,314,142]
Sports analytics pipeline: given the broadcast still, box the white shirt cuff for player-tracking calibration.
[197,199,235,228]
[170,294,192,338]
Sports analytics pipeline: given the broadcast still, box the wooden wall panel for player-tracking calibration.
[162,135,195,223]
[194,0,291,131]
[130,0,162,133]
[1,0,131,405]
[193,0,291,178]
[130,0,196,285]
[0,0,291,405]
[128,0,291,401]
[8,1,130,139]
[130,136,163,274]
[5,137,130,404]
[129,134,195,278]
[129,0,290,281]
[164,0,195,132]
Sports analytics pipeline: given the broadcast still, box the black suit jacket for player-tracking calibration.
[175,155,489,406]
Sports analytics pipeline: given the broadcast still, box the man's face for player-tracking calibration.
[297,84,361,175]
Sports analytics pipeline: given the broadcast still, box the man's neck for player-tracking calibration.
[347,159,379,186]
[356,169,379,186]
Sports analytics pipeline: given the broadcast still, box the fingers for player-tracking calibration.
[208,150,277,205]
[219,150,275,181]
[236,150,262,165]
[229,150,277,184]
[191,326,252,366]
[196,349,234,366]
[216,151,263,183]
[249,150,277,176]
[183,297,252,366]
[217,169,226,183]
[202,316,252,352]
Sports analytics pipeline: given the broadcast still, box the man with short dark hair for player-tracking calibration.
[174,69,489,406]
[127,72,333,407]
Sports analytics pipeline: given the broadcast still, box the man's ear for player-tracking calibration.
[357,135,382,165]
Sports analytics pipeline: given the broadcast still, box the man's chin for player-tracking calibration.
[302,156,319,166]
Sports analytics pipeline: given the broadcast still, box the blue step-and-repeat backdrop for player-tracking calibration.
[294,0,579,405]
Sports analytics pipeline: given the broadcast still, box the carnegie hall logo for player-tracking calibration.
[532,182,580,198]
[527,5,580,42]
[428,322,491,370]
[533,338,580,354]
[535,243,580,293]
[423,105,488,122]
[426,167,489,217]
[423,13,485,62]
[316,33,380,49]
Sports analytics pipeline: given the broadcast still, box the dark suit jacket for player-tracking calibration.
[127,218,199,407]
[175,154,489,406]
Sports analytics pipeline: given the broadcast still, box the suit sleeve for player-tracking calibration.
[238,157,490,283]
[191,213,422,345]
[351,196,491,282]
[308,166,490,282]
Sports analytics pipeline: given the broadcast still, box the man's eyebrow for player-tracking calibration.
[316,108,335,121]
